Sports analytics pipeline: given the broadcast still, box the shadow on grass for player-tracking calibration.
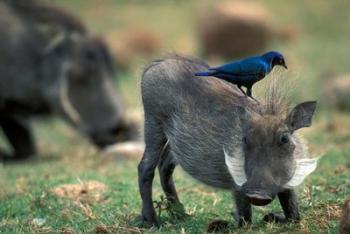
[1,153,61,166]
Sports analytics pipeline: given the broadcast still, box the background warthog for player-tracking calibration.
[138,55,317,227]
[0,0,136,161]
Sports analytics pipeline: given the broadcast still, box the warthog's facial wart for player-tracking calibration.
[224,147,318,188]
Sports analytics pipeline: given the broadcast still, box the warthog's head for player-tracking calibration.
[225,101,317,206]
[40,33,136,148]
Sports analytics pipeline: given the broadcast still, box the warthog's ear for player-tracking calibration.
[286,101,317,132]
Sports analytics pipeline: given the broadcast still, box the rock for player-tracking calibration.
[30,218,46,227]
[101,141,145,160]
[106,27,161,71]
[197,1,293,59]
[340,199,350,234]
[122,28,161,55]
[322,74,350,111]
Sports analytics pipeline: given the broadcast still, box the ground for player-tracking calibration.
[1,0,349,233]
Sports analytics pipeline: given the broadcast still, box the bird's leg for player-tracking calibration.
[246,87,259,103]
[246,87,252,97]
[237,86,247,96]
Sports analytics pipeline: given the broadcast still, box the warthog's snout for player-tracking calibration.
[90,122,137,149]
[242,185,275,206]
[91,135,116,149]
[245,191,273,206]
[90,124,122,148]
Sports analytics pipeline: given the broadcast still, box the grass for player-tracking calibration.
[0,120,349,233]
[1,0,350,233]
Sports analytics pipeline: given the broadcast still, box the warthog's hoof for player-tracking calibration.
[167,202,189,220]
[263,213,286,223]
[263,213,300,223]
[0,153,36,163]
[207,219,230,233]
[132,215,159,229]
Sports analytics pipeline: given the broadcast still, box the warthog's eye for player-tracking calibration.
[279,133,289,144]
[242,136,247,144]
[86,50,97,62]
[242,136,250,147]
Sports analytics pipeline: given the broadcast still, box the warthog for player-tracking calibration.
[138,55,317,228]
[0,0,136,161]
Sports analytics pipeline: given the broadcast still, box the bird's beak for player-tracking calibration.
[283,63,288,69]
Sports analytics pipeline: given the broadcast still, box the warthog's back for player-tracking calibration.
[141,55,253,115]
[141,55,255,188]
[0,0,86,105]
[0,2,45,103]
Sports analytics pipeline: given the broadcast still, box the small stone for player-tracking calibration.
[31,218,46,227]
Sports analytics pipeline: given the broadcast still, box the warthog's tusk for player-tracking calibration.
[224,146,319,188]
[59,77,81,125]
[224,147,247,187]
[285,157,318,188]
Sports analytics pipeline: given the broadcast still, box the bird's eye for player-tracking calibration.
[279,133,289,144]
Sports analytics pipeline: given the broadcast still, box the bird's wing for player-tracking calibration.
[210,57,267,76]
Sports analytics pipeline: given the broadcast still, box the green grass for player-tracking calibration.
[1,0,350,233]
[0,122,349,233]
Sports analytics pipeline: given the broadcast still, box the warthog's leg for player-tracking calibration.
[233,189,252,227]
[263,189,300,223]
[158,144,187,219]
[158,144,179,203]
[0,117,36,161]
[138,116,167,227]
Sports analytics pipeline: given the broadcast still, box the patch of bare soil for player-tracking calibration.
[50,180,107,203]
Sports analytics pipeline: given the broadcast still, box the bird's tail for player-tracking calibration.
[194,71,216,76]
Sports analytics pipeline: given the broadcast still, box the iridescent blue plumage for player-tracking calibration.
[195,51,287,100]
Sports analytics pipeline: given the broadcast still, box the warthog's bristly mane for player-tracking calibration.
[259,72,292,117]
